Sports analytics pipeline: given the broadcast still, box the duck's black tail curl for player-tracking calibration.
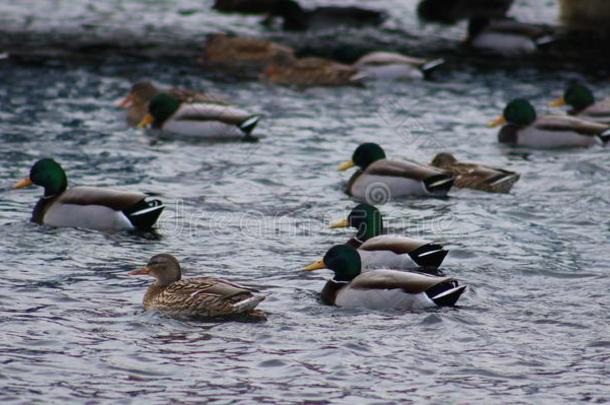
[124,199,165,230]
[426,281,467,307]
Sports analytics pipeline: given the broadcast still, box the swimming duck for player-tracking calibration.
[549,82,610,125]
[430,152,520,193]
[466,17,553,56]
[14,159,164,231]
[138,93,260,140]
[489,98,610,148]
[266,0,385,31]
[559,0,610,32]
[417,0,513,24]
[304,245,466,311]
[213,0,277,13]
[263,56,363,87]
[338,143,454,201]
[130,254,266,319]
[118,80,227,126]
[304,203,448,272]
[353,52,445,81]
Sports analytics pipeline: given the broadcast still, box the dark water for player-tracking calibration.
[1,1,610,403]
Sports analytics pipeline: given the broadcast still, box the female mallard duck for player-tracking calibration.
[353,52,445,81]
[130,254,265,319]
[266,0,385,31]
[304,203,447,272]
[466,17,553,56]
[430,152,520,193]
[138,93,260,140]
[338,143,454,201]
[304,245,466,310]
[549,82,610,125]
[263,56,363,87]
[118,80,227,126]
[14,159,164,231]
[489,98,610,148]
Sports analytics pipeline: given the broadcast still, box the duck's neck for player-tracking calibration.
[355,216,383,242]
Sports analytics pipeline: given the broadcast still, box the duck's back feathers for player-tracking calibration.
[535,115,609,135]
[431,155,520,193]
[266,57,362,86]
[201,34,295,68]
[359,235,448,269]
[366,159,455,194]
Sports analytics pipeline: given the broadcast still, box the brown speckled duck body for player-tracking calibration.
[130,254,265,319]
[263,57,363,87]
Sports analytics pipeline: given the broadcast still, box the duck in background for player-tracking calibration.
[549,82,610,124]
[489,98,610,148]
[118,80,227,126]
[130,254,266,319]
[304,203,448,272]
[213,0,277,13]
[262,55,364,87]
[417,0,513,24]
[304,245,466,311]
[430,153,520,193]
[13,159,164,231]
[352,52,445,81]
[338,143,454,200]
[138,93,260,141]
[559,0,610,33]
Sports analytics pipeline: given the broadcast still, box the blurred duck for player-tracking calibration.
[263,56,363,87]
[304,203,448,272]
[549,82,610,125]
[130,254,266,319]
[353,52,445,81]
[418,0,513,24]
[213,0,277,13]
[304,245,466,311]
[138,93,260,141]
[338,143,455,200]
[266,0,385,31]
[466,17,554,56]
[118,80,226,126]
[489,98,610,148]
[430,152,520,193]
[559,0,610,32]
[14,159,163,231]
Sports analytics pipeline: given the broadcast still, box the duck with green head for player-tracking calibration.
[304,203,448,272]
[304,245,466,310]
[338,143,454,201]
[14,158,164,231]
[489,98,610,147]
[138,93,261,141]
[549,82,610,125]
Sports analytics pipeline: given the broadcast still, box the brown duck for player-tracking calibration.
[130,254,266,319]
[263,56,363,87]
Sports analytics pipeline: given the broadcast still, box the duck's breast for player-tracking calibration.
[471,32,536,55]
[335,286,435,310]
[518,126,599,148]
[44,203,133,230]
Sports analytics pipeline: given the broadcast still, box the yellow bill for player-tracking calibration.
[13,178,33,189]
[329,218,349,229]
[488,116,507,128]
[138,114,154,128]
[338,159,355,171]
[303,259,326,271]
[549,97,566,108]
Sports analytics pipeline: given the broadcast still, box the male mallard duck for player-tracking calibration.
[138,93,260,140]
[430,152,520,193]
[200,33,295,70]
[14,159,163,231]
[304,203,448,272]
[549,82,610,125]
[489,99,610,148]
[417,0,513,24]
[130,254,265,319]
[466,17,553,56]
[338,143,454,201]
[263,56,363,87]
[353,52,445,81]
[266,0,385,31]
[304,245,466,310]
[118,80,227,127]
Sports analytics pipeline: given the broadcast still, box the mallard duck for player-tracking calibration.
[304,203,448,272]
[466,17,553,56]
[200,33,295,70]
[549,82,610,125]
[263,56,363,87]
[266,0,385,31]
[304,245,466,310]
[130,254,266,319]
[213,0,277,13]
[559,0,610,32]
[13,159,164,231]
[118,80,227,127]
[338,143,454,201]
[138,93,260,140]
[430,152,520,193]
[353,52,445,81]
[417,0,513,24]
[489,99,610,148]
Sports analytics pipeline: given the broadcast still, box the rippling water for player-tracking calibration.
[1,1,610,403]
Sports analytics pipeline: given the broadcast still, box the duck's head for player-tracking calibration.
[338,143,386,171]
[129,254,182,286]
[489,98,536,128]
[304,245,361,282]
[269,0,304,18]
[14,158,68,197]
[430,152,458,168]
[118,80,158,109]
[138,93,181,129]
[550,82,595,112]
[330,203,383,242]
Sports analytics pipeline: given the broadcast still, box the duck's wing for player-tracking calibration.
[172,103,256,125]
[366,159,447,181]
[359,235,429,253]
[280,57,361,85]
[535,115,609,136]
[168,88,228,105]
[584,98,610,117]
[355,51,427,67]
[203,34,294,64]
[58,186,145,210]
[453,162,519,182]
[487,19,547,38]
[349,269,455,294]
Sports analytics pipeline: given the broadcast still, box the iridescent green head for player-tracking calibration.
[564,82,595,112]
[148,93,181,127]
[503,99,537,127]
[323,245,362,282]
[15,158,68,197]
[347,203,383,241]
